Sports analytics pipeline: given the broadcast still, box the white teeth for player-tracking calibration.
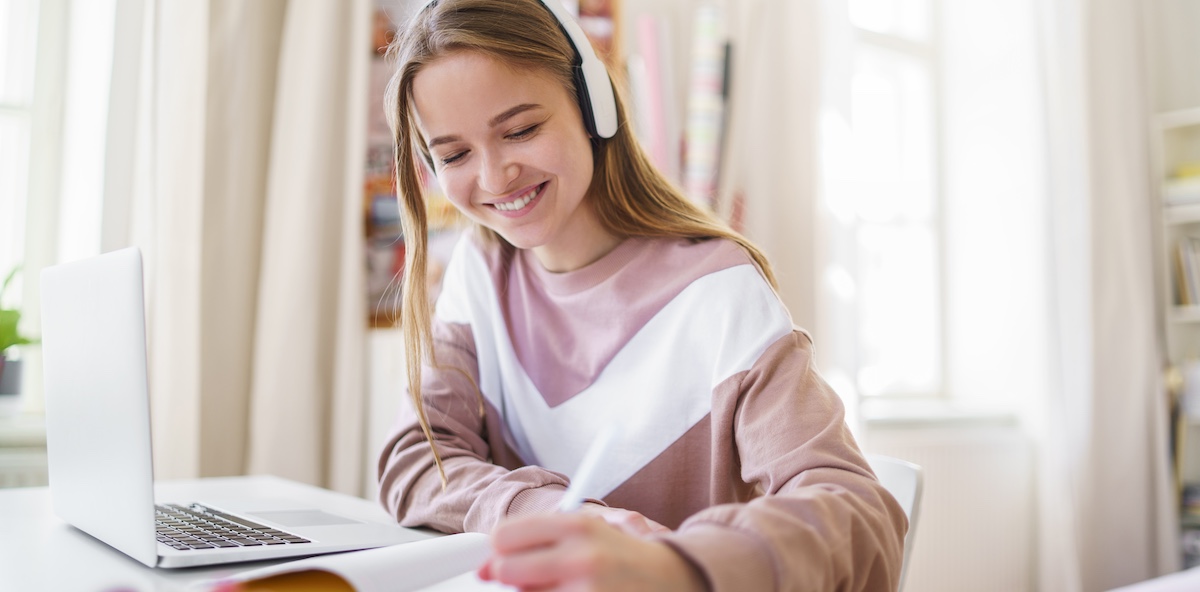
[496,185,540,211]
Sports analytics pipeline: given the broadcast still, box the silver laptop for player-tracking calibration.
[40,246,428,568]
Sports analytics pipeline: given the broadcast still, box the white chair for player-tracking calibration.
[866,454,924,592]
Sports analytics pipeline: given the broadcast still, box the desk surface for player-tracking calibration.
[0,475,430,592]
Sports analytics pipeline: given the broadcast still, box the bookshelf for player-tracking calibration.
[1157,105,1200,569]
[364,3,464,328]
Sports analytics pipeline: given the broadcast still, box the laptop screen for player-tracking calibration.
[41,247,160,567]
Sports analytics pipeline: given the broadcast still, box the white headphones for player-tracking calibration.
[417,0,618,139]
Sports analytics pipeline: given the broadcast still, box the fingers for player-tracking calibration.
[486,542,572,589]
[490,512,600,553]
[603,510,670,536]
[480,518,707,592]
[577,505,670,537]
[483,514,617,590]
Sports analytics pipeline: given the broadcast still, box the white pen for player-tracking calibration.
[557,424,621,513]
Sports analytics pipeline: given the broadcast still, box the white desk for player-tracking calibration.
[1109,567,1200,592]
[0,475,435,592]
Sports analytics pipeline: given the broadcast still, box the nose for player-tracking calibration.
[477,148,518,195]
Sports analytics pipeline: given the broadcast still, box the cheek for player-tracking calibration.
[552,132,595,188]
[532,141,592,190]
[436,170,473,210]
[562,151,594,197]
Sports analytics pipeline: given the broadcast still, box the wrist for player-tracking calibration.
[656,541,709,592]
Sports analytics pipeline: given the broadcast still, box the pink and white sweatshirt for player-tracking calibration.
[377,233,907,592]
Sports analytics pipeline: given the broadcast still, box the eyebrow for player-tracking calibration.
[426,103,543,149]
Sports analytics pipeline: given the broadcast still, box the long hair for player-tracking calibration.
[384,0,778,487]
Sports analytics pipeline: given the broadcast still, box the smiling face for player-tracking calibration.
[411,50,618,272]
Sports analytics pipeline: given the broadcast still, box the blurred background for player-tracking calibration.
[1,0,1198,590]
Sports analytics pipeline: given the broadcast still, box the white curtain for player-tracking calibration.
[686,0,1178,588]
[1034,0,1177,589]
[108,0,371,494]
[744,0,1175,588]
[720,0,821,332]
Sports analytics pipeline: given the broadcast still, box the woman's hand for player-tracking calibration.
[477,513,707,592]
[577,503,671,537]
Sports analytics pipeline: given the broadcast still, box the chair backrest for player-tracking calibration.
[866,453,924,592]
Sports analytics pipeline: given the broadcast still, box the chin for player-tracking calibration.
[497,235,545,251]
[489,226,548,251]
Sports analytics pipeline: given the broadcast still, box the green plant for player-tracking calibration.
[0,266,37,357]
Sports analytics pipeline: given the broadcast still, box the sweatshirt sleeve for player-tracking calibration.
[658,331,908,592]
[375,318,574,534]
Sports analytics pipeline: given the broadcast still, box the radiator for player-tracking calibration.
[0,448,49,488]
[864,419,1035,592]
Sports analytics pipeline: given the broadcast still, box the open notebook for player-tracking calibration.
[198,532,515,591]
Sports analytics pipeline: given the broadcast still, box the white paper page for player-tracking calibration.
[198,533,498,592]
[416,570,514,591]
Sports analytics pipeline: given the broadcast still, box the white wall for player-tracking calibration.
[1145,0,1200,113]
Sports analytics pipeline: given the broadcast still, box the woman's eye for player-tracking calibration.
[508,124,540,140]
[439,151,466,166]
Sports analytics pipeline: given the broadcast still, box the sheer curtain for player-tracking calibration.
[669,0,1177,588]
[720,0,821,333]
[799,0,1176,589]
[1032,0,1175,588]
[107,0,372,494]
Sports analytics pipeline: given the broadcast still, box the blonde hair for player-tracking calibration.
[384,0,778,487]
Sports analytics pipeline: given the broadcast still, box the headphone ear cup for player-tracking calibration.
[572,66,600,138]
[574,58,617,139]
[537,0,618,138]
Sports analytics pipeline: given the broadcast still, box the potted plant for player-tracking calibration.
[0,266,37,405]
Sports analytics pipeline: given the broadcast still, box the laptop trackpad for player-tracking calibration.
[249,510,361,527]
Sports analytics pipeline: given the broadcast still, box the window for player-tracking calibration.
[0,0,40,278]
[820,0,942,406]
[820,0,1042,421]
[0,0,110,416]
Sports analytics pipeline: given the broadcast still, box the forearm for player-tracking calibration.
[377,413,575,533]
[668,332,906,591]
[663,472,905,592]
[376,422,504,532]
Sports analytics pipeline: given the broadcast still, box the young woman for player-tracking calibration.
[376,1,907,590]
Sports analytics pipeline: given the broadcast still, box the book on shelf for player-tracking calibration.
[1173,236,1200,307]
[1181,361,1200,425]
[1186,528,1200,570]
[682,4,730,209]
[1166,177,1200,206]
[627,13,681,184]
[1184,490,1200,570]
[1183,484,1200,523]
[200,532,512,592]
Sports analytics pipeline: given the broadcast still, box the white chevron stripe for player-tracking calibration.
[436,238,793,499]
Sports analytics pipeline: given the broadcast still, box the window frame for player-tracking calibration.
[821,0,948,414]
[4,0,70,418]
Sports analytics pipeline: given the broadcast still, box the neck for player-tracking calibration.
[532,207,622,273]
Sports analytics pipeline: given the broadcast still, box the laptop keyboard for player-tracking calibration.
[155,503,312,551]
